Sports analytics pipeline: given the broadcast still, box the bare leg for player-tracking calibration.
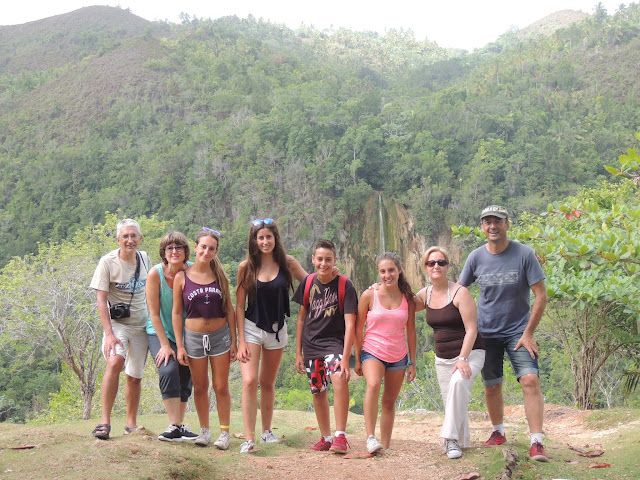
[211,352,231,431]
[313,389,331,437]
[379,370,405,449]
[189,357,211,428]
[99,355,124,425]
[330,374,350,433]
[485,383,504,427]
[259,347,285,433]
[362,360,385,437]
[240,343,262,441]
[520,374,544,434]
[163,397,182,425]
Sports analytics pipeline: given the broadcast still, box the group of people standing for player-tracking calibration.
[90,203,549,462]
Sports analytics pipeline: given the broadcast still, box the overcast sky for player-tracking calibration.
[1,1,624,51]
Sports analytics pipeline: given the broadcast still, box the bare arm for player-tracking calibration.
[341,312,356,382]
[225,289,237,362]
[405,298,417,382]
[171,271,188,366]
[354,290,373,376]
[295,305,307,374]
[516,279,548,359]
[146,267,176,367]
[287,255,308,283]
[97,289,121,357]
[414,287,427,313]
[452,286,478,379]
[235,261,251,363]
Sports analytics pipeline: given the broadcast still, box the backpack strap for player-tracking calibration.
[303,273,317,310]
[338,275,347,314]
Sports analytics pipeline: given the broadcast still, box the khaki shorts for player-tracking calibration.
[102,322,148,379]
[244,319,288,350]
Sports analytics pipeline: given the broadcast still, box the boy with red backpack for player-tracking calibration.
[294,239,358,453]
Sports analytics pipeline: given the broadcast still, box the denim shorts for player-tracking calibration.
[184,324,231,359]
[481,334,539,386]
[361,350,409,371]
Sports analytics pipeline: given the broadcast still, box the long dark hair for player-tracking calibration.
[195,230,231,314]
[240,221,293,303]
[376,252,415,301]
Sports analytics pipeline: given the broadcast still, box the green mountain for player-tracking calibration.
[1,4,639,274]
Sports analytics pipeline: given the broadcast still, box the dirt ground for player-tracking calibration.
[233,405,601,480]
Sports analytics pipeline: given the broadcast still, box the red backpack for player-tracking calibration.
[302,273,347,314]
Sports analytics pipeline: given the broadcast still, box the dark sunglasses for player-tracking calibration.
[164,245,185,252]
[203,227,222,236]
[252,218,274,227]
[425,260,449,267]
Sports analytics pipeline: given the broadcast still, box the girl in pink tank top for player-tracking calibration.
[355,252,416,454]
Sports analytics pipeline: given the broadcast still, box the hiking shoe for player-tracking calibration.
[485,430,507,446]
[329,433,349,454]
[158,424,182,442]
[310,437,332,451]
[260,429,279,443]
[194,427,211,447]
[240,439,256,453]
[445,439,462,459]
[179,424,198,441]
[530,441,549,462]
[213,431,230,450]
[366,435,383,454]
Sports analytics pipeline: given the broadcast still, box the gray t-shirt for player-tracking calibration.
[459,241,545,338]
[90,249,151,327]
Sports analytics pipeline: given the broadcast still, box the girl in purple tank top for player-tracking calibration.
[172,229,237,448]
[355,252,416,454]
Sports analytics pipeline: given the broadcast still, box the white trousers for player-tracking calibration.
[435,349,485,447]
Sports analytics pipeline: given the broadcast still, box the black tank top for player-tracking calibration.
[426,289,484,359]
[245,269,290,339]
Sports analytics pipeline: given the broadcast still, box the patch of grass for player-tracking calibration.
[584,408,640,429]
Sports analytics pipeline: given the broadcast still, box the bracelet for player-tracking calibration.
[459,356,468,362]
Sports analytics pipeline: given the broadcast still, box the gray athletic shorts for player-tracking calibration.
[184,324,231,359]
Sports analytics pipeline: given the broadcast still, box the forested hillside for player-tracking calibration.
[1,4,639,269]
[1,4,640,422]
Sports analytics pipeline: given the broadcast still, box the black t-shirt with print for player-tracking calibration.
[292,274,358,361]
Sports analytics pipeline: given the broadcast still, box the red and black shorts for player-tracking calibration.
[305,353,343,395]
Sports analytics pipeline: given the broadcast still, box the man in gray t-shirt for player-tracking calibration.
[459,205,549,462]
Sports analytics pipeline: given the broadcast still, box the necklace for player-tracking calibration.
[426,281,450,307]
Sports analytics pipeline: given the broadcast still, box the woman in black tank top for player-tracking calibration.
[414,246,485,460]
[235,219,308,452]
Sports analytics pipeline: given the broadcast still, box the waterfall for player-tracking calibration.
[378,193,385,253]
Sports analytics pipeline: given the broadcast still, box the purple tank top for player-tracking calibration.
[183,273,225,319]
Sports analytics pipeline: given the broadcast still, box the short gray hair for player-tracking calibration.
[116,218,141,238]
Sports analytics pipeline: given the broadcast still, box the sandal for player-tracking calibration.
[124,425,141,435]
[92,423,111,440]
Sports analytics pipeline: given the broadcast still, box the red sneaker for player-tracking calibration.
[310,437,332,451]
[485,430,507,446]
[530,441,549,462]
[329,434,349,454]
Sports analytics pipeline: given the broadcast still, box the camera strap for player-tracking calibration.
[127,252,142,307]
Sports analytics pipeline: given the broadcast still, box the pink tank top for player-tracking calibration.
[362,290,409,362]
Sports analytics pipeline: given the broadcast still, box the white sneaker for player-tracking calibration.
[213,431,230,450]
[366,435,383,454]
[240,439,256,453]
[194,427,211,447]
[260,429,279,443]
[445,439,462,459]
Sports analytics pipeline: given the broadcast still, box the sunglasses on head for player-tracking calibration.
[252,218,274,227]
[426,260,449,267]
[203,227,222,236]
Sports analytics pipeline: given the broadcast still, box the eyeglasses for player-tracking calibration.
[425,260,449,268]
[165,245,185,252]
[203,227,222,236]
[252,218,274,227]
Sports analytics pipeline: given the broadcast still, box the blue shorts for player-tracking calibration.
[361,350,409,371]
[481,334,539,386]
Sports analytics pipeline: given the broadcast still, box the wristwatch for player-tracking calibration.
[459,356,468,362]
